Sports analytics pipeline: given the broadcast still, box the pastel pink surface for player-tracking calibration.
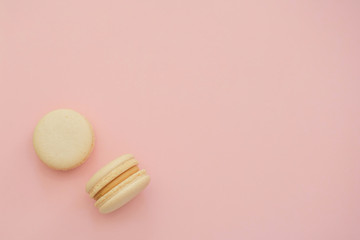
[1,0,360,239]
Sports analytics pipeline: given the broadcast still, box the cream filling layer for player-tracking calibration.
[93,166,139,200]
[95,169,148,208]
[88,157,138,197]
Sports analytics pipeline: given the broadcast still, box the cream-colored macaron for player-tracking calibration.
[33,109,94,170]
[86,154,150,213]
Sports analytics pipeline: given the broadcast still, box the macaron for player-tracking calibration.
[86,154,150,213]
[33,109,94,170]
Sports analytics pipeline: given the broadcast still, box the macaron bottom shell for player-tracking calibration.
[95,170,151,214]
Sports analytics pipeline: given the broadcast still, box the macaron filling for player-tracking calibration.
[93,165,139,201]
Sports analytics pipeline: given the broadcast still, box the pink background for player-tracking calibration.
[1,0,360,239]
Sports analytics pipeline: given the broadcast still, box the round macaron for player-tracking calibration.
[33,109,94,170]
[86,154,150,214]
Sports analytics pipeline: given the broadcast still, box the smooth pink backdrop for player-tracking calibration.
[1,0,360,239]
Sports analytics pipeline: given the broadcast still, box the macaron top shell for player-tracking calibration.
[33,109,94,170]
[86,154,138,197]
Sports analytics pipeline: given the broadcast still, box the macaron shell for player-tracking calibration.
[96,170,150,214]
[33,109,94,170]
[87,157,138,197]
